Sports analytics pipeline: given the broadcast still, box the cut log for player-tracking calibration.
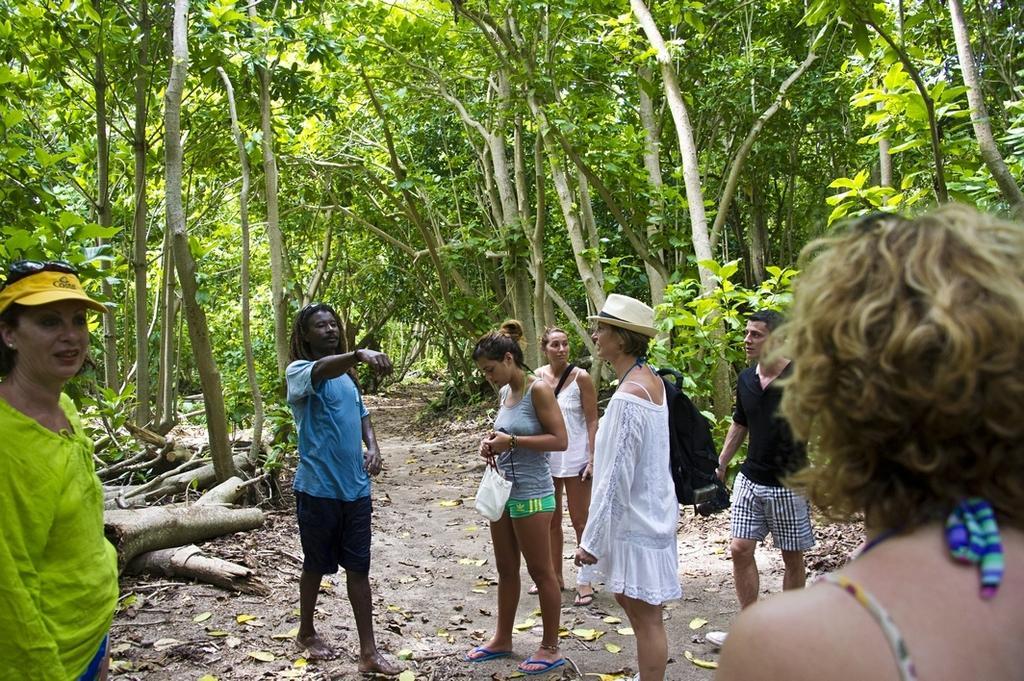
[195,475,248,506]
[105,503,264,569]
[125,544,266,594]
[196,474,268,507]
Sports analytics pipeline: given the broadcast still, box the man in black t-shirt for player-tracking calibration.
[706,310,814,649]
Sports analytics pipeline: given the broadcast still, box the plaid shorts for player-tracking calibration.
[729,471,814,551]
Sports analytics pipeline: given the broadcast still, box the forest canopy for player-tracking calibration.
[1,0,1022,472]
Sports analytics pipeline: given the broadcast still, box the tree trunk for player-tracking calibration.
[125,544,265,593]
[105,504,264,569]
[948,0,1024,218]
[131,0,151,426]
[164,0,235,483]
[527,94,606,313]
[515,117,549,341]
[93,0,119,391]
[633,0,731,419]
[155,228,177,433]
[631,0,714,292]
[637,65,666,307]
[248,4,291,378]
[218,66,264,466]
[749,181,767,284]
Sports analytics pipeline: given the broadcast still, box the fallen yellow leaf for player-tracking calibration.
[685,650,719,669]
[248,651,275,662]
[398,671,416,681]
[271,627,299,640]
[604,643,622,654]
[571,628,605,641]
[458,558,487,566]
[197,675,218,681]
[192,612,212,623]
[293,657,308,668]
[514,618,536,631]
[471,588,487,594]
[616,627,634,636]
[602,616,622,624]
[205,630,229,637]
[438,499,462,507]
[397,649,414,660]
[688,617,708,630]
[235,614,257,623]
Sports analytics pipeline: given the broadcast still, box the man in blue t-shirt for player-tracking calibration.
[706,310,813,649]
[285,302,399,676]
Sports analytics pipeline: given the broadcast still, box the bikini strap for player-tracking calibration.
[820,575,918,681]
[621,380,654,401]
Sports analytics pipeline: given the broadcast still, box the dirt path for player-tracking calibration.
[110,387,856,680]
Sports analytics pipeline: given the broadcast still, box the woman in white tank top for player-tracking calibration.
[531,327,599,606]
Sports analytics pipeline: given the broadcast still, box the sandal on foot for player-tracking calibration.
[517,657,565,675]
[528,584,539,595]
[573,590,595,606]
[464,646,511,663]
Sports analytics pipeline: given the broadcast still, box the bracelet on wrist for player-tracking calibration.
[509,434,518,450]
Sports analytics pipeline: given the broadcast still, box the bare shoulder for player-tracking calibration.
[530,378,555,400]
[619,370,664,404]
[717,584,860,681]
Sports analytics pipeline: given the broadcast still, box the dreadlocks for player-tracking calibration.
[289,302,343,362]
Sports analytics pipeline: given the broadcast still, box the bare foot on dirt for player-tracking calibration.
[358,651,402,676]
[297,633,338,660]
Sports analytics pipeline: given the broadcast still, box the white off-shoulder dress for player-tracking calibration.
[579,385,681,605]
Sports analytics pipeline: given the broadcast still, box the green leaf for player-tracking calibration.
[76,224,122,240]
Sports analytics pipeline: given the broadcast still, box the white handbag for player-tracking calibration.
[474,465,512,522]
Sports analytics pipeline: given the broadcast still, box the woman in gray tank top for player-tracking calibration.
[465,320,569,676]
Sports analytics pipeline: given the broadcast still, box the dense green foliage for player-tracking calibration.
[0,0,1021,460]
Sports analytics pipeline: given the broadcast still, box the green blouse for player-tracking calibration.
[0,393,118,679]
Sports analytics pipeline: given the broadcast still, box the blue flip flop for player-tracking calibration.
[517,657,566,675]
[465,646,512,663]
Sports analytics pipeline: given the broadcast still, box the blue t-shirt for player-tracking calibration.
[286,360,371,501]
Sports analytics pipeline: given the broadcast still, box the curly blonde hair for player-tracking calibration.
[783,204,1024,531]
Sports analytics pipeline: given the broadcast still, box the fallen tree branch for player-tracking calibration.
[112,453,251,507]
[105,503,264,568]
[97,448,159,480]
[125,544,266,594]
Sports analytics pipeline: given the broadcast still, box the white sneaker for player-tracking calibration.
[706,630,728,648]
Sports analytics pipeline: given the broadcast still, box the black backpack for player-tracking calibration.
[657,367,731,516]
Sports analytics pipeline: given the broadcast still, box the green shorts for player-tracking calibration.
[506,494,556,519]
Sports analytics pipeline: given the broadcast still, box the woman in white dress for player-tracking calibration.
[533,327,598,605]
[576,294,680,681]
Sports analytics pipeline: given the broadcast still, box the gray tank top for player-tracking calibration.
[493,381,554,500]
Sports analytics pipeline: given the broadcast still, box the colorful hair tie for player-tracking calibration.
[945,498,1004,599]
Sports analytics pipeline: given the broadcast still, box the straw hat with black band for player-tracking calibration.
[587,294,658,338]
[0,265,106,316]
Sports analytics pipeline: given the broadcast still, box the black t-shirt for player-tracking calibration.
[733,362,806,487]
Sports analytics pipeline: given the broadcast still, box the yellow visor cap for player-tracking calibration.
[0,270,107,315]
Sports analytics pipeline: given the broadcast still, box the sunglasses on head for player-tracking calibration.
[3,260,78,288]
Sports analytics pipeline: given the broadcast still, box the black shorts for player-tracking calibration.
[295,491,372,575]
